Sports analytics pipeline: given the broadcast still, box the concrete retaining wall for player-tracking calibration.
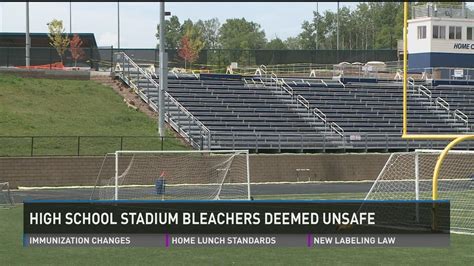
[0,68,110,80]
[0,154,390,188]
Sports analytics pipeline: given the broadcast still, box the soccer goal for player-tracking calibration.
[91,150,250,201]
[0,182,15,207]
[364,149,474,234]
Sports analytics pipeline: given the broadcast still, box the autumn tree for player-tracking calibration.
[176,21,205,70]
[70,34,86,67]
[178,35,198,70]
[47,19,70,65]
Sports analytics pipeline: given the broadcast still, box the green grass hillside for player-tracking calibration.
[0,74,187,155]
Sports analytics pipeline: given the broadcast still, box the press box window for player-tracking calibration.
[417,26,426,39]
[449,26,462,40]
[433,25,445,39]
[467,27,473,40]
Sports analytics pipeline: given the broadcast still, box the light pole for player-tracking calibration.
[158,2,167,137]
[26,2,30,67]
[337,1,340,50]
[69,1,72,34]
[117,2,120,50]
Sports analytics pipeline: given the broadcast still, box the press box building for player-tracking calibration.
[408,3,474,79]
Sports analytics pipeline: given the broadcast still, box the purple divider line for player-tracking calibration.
[165,233,170,248]
[307,234,313,247]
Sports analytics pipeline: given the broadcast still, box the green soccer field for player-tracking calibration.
[1,193,473,266]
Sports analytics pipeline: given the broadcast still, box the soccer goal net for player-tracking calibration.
[91,150,250,201]
[0,182,14,207]
[364,149,474,234]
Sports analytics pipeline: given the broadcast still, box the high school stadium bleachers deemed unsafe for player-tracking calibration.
[113,52,473,153]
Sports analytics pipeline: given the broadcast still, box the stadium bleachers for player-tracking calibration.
[148,77,346,151]
[286,79,470,133]
[114,53,473,152]
[430,85,474,125]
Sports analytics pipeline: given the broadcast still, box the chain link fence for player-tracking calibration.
[0,47,398,72]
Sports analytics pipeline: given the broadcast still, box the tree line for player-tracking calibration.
[157,2,405,54]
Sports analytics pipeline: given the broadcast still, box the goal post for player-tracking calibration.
[432,135,474,200]
[365,148,474,235]
[92,150,251,201]
[0,182,14,207]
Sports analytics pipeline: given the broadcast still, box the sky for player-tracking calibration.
[0,2,358,48]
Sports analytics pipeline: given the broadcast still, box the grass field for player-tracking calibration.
[1,193,473,265]
[0,74,187,156]
[0,73,472,265]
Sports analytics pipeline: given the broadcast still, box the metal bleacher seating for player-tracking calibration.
[156,78,346,152]
[114,52,473,153]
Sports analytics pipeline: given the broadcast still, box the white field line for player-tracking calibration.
[16,180,376,191]
[17,177,473,191]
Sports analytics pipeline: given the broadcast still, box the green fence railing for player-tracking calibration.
[0,136,189,157]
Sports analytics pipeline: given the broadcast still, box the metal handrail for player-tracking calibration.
[394,70,402,80]
[149,80,210,135]
[0,135,194,157]
[162,94,211,148]
[255,64,268,76]
[417,84,432,99]
[297,95,310,110]
[435,97,449,112]
[337,78,346,88]
[272,76,344,137]
[407,78,468,129]
[191,70,199,79]
[277,77,343,137]
[454,109,469,125]
[3,133,469,156]
[296,95,310,110]
[313,107,327,123]
[270,72,279,87]
[114,52,211,149]
[330,122,344,137]
[280,79,294,96]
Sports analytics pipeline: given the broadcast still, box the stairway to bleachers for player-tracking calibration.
[152,78,346,151]
[429,85,474,131]
[281,77,473,150]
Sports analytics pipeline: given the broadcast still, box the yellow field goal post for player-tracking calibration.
[401,2,474,202]
[360,2,474,234]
